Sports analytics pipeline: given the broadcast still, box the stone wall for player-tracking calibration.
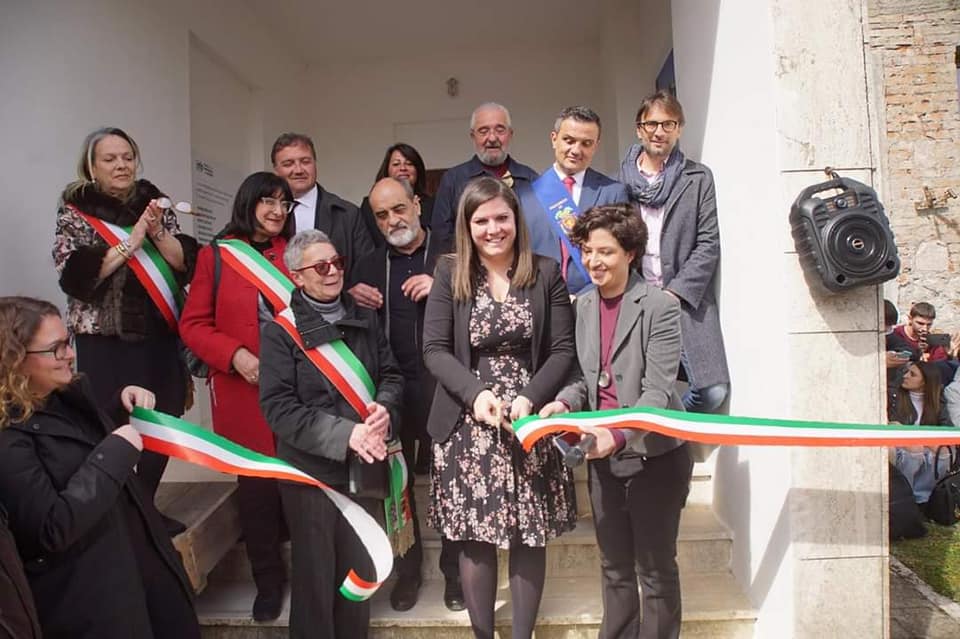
[868,0,960,327]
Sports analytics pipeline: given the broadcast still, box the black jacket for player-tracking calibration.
[0,377,195,638]
[310,184,376,289]
[422,255,575,443]
[259,289,405,487]
[0,505,40,639]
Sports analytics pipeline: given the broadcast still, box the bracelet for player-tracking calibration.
[152,227,167,241]
[114,241,132,260]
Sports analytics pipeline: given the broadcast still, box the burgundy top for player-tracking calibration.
[598,293,623,409]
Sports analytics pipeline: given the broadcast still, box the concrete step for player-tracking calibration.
[197,572,756,638]
[156,481,240,593]
[207,503,731,585]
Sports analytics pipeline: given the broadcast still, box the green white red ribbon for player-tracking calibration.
[512,406,960,452]
[72,207,183,331]
[384,439,413,556]
[130,407,392,601]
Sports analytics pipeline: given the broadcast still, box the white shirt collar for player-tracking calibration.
[294,184,319,233]
[552,164,586,185]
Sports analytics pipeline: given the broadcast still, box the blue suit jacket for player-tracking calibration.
[518,167,630,295]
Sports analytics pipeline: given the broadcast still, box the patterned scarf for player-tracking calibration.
[619,144,687,209]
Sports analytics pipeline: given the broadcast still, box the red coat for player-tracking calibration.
[179,236,291,455]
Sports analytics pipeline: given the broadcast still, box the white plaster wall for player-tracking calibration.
[303,43,608,204]
[671,1,796,635]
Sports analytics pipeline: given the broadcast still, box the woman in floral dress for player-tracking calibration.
[422,176,577,639]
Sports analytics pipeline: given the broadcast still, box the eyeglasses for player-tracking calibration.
[260,197,297,214]
[156,197,194,215]
[25,336,73,361]
[637,120,679,133]
[294,256,346,276]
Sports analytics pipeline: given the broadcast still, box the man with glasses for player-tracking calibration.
[271,133,379,308]
[518,106,629,296]
[430,102,538,254]
[619,90,730,415]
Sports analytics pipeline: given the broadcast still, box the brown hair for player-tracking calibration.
[909,302,936,320]
[0,297,63,427]
[271,132,317,165]
[451,176,535,301]
[635,89,686,126]
[569,203,648,267]
[895,362,942,425]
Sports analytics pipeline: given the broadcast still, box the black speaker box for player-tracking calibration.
[790,176,900,292]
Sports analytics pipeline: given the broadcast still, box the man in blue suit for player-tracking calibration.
[519,106,629,296]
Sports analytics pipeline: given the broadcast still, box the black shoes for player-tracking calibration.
[390,575,422,611]
[252,585,284,622]
[443,578,465,612]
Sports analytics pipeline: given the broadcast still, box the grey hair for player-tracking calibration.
[469,102,512,131]
[552,106,602,135]
[369,176,415,200]
[283,229,334,271]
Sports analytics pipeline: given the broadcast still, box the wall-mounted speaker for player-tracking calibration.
[790,175,900,292]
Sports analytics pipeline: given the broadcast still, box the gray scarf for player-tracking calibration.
[618,143,686,209]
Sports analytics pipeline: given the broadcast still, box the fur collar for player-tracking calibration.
[63,179,163,226]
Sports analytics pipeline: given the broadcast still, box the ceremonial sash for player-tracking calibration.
[531,171,591,285]
[70,206,183,331]
[130,407,391,600]
[512,406,960,452]
[217,239,410,545]
[384,439,414,556]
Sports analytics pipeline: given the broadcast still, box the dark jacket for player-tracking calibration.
[54,179,199,339]
[0,505,41,639]
[0,377,195,638]
[309,184,376,289]
[422,254,575,443]
[259,289,405,487]
[557,273,686,474]
[359,193,435,250]
[619,145,730,389]
[429,155,539,254]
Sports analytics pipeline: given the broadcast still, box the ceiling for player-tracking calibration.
[244,0,604,66]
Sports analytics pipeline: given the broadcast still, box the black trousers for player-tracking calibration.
[75,333,187,499]
[589,444,693,639]
[235,476,286,592]
[280,482,375,639]
[395,382,459,582]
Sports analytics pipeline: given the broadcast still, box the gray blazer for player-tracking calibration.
[557,273,685,473]
[620,155,730,389]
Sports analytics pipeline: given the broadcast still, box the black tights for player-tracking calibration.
[459,540,546,639]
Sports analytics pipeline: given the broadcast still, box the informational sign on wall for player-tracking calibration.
[190,153,242,245]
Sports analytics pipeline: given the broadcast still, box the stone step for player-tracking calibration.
[208,503,731,585]
[197,572,755,638]
[156,481,240,593]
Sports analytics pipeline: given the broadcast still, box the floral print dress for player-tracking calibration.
[429,284,577,548]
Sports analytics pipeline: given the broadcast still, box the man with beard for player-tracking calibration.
[360,177,463,612]
[272,132,381,308]
[619,90,730,415]
[429,102,538,254]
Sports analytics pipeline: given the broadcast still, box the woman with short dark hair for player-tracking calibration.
[0,296,199,639]
[541,203,692,639]
[53,127,197,504]
[179,171,295,621]
[422,175,577,639]
[360,143,435,247]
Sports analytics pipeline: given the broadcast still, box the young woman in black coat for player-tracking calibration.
[0,296,200,639]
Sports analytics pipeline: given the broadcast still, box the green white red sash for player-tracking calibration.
[512,406,960,452]
[70,206,183,331]
[216,239,376,418]
[384,439,414,556]
[130,407,390,600]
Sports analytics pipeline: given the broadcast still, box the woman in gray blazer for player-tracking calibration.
[422,176,577,639]
[540,204,693,639]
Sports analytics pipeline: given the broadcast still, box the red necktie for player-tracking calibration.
[560,176,576,281]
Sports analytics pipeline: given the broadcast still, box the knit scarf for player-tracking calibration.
[619,144,687,209]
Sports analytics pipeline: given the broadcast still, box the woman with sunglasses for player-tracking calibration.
[0,296,200,639]
[179,171,295,621]
[259,229,404,639]
[53,127,198,508]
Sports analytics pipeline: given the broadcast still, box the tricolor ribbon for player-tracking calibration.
[512,406,960,452]
[72,206,183,331]
[130,407,392,600]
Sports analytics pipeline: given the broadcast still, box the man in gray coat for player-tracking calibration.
[619,90,730,412]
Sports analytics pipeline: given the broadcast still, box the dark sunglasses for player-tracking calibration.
[294,256,346,276]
